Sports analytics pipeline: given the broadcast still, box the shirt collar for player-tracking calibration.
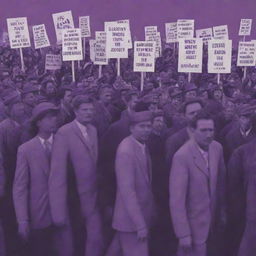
[240,126,252,137]
[131,135,146,152]
[38,134,53,145]
[75,119,87,132]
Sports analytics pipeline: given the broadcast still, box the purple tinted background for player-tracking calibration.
[0,0,255,46]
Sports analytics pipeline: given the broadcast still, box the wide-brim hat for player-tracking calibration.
[31,102,59,123]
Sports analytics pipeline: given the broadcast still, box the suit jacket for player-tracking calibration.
[49,120,98,225]
[165,127,190,169]
[112,135,156,232]
[169,139,226,244]
[13,137,52,229]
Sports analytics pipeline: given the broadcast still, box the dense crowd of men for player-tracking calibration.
[0,41,256,256]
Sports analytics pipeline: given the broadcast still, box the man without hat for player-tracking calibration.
[49,95,104,256]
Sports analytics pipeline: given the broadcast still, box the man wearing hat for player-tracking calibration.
[13,102,59,256]
[110,111,156,256]
[21,84,38,119]
[223,104,256,162]
[49,95,104,256]
[183,83,197,101]
[0,89,26,255]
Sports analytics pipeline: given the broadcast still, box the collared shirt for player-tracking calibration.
[240,127,252,137]
[75,119,89,140]
[196,143,209,169]
[131,135,146,155]
[38,134,53,149]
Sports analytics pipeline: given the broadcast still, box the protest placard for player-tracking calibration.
[52,11,74,44]
[208,39,232,74]
[133,41,156,72]
[237,41,256,67]
[95,31,108,65]
[165,22,177,43]
[62,29,83,61]
[89,39,96,62]
[45,54,62,70]
[196,28,212,45]
[105,22,129,59]
[213,25,229,39]
[178,38,203,73]
[79,16,91,38]
[32,24,50,49]
[145,26,158,41]
[7,17,31,48]
[239,19,252,36]
[177,19,194,39]
[116,19,132,48]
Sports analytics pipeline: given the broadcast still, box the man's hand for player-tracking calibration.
[137,227,148,242]
[18,222,30,241]
[179,236,192,253]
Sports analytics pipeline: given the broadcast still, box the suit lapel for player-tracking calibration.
[191,141,209,177]
[72,121,96,161]
[33,137,50,177]
[130,137,151,184]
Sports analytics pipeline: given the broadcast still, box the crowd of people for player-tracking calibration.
[0,40,256,256]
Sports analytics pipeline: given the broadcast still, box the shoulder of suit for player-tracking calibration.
[211,140,223,150]
[18,137,37,153]
[117,136,134,154]
[56,121,74,135]
[166,127,187,143]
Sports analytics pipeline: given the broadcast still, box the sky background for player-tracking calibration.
[0,0,255,46]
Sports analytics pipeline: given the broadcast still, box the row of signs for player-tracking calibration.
[5,13,256,75]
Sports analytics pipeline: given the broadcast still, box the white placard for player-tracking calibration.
[213,25,229,40]
[79,16,91,38]
[32,24,50,49]
[165,22,177,43]
[208,39,232,74]
[178,38,203,73]
[237,41,256,66]
[62,29,83,61]
[196,28,213,45]
[52,11,74,44]
[116,19,132,49]
[95,31,108,65]
[45,54,62,70]
[7,17,31,49]
[239,19,252,36]
[145,26,158,41]
[105,22,129,58]
[177,19,194,39]
[133,41,156,72]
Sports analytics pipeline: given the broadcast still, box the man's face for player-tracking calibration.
[130,121,152,143]
[63,90,72,104]
[213,90,222,101]
[10,102,25,123]
[185,90,197,100]
[37,112,58,134]
[75,103,95,125]
[23,92,37,106]
[239,115,252,131]
[100,89,112,104]
[185,102,202,121]
[46,83,55,95]
[128,95,139,110]
[192,119,214,150]
[152,116,165,133]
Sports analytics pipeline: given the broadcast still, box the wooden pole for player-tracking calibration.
[217,73,220,84]
[99,65,102,78]
[188,72,191,82]
[140,72,144,91]
[72,61,75,82]
[117,58,121,76]
[83,38,86,60]
[19,48,25,73]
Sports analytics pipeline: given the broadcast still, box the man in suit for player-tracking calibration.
[224,104,256,162]
[110,111,156,256]
[13,102,59,256]
[49,95,104,256]
[169,110,226,256]
[165,98,204,169]
[0,89,27,256]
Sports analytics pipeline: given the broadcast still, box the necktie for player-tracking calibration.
[44,140,52,161]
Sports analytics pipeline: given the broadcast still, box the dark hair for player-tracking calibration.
[124,92,138,103]
[189,110,213,129]
[181,98,204,114]
[71,95,94,110]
